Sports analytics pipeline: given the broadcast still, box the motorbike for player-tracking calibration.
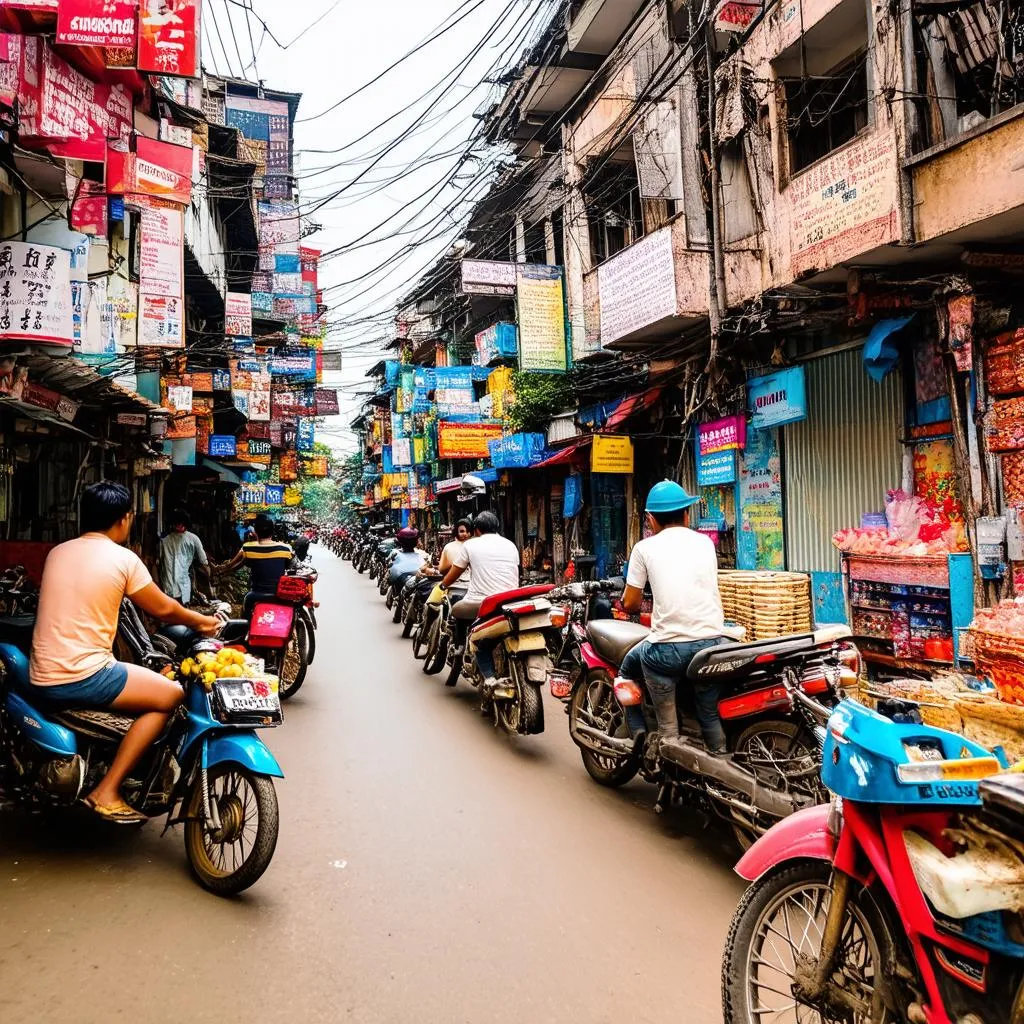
[398,571,442,639]
[554,584,857,847]
[165,568,314,700]
[721,694,1024,1024]
[420,585,467,675]
[437,584,562,735]
[354,526,390,574]
[0,600,283,896]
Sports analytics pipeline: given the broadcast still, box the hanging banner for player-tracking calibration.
[302,457,329,478]
[314,387,339,416]
[279,452,298,481]
[167,384,192,412]
[109,137,193,205]
[137,0,201,79]
[460,259,516,297]
[138,205,184,348]
[738,428,784,570]
[516,265,567,373]
[0,241,74,347]
[57,1,137,49]
[591,435,635,474]
[747,366,808,430]
[437,422,503,460]
[297,418,315,453]
[225,292,253,337]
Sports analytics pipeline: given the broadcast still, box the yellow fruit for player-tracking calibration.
[202,672,217,687]
[180,658,194,676]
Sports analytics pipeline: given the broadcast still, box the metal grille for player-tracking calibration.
[785,346,905,573]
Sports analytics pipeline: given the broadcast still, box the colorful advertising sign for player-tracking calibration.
[314,387,339,416]
[591,435,635,474]
[264,484,284,506]
[747,366,808,431]
[225,292,253,337]
[297,418,315,453]
[137,0,201,79]
[138,205,184,348]
[57,1,137,48]
[302,457,329,478]
[698,415,746,455]
[0,242,74,347]
[437,422,503,460]
[516,264,567,373]
[697,448,737,487]
[109,137,193,205]
[488,432,546,469]
[738,428,784,570]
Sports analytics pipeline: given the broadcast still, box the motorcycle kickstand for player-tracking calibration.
[653,783,670,815]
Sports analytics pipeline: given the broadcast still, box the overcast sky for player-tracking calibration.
[206,0,552,453]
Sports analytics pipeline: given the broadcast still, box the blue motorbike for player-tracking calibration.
[0,601,283,896]
[724,690,1024,1024]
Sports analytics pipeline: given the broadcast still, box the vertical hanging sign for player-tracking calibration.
[516,264,567,373]
[138,204,185,348]
[137,0,201,79]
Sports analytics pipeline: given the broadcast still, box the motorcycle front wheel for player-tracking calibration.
[412,605,433,657]
[185,765,279,897]
[401,597,418,638]
[495,658,544,735]
[721,862,894,1024]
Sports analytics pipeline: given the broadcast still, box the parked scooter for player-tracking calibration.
[553,586,857,847]
[420,585,467,674]
[722,695,1024,1024]
[0,601,282,896]
[398,571,442,638]
[438,584,562,735]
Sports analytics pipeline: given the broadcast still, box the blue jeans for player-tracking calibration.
[620,638,727,749]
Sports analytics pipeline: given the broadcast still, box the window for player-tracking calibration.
[586,162,641,265]
[783,51,869,173]
[524,219,547,264]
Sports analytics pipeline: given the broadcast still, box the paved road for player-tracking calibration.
[0,550,745,1024]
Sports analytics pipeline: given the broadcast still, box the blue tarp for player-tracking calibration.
[864,316,915,382]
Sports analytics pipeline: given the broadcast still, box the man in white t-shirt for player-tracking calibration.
[620,480,728,753]
[440,511,520,687]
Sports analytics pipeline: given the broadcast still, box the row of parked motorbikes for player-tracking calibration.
[342,521,1024,1024]
[0,552,320,897]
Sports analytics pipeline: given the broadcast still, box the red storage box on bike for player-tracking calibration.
[275,575,310,602]
[249,602,295,648]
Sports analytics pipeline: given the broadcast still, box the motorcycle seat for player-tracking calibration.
[687,632,818,682]
[586,620,650,666]
[478,584,554,620]
[53,708,134,741]
[0,614,35,652]
[980,773,1024,839]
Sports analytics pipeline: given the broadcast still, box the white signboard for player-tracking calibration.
[138,205,184,348]
[460,259,516,296]
[0,241,74,346]
[391,437,412,467]
[598,228,676,346]
[167,385,192,412]
[225,292,253,337]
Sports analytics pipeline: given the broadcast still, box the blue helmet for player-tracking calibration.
[645,480,699,514]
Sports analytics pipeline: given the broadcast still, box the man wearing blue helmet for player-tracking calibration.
[620,479,728,753]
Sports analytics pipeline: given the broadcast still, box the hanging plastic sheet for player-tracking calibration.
[564,473,583,519]
[864,316,914,382]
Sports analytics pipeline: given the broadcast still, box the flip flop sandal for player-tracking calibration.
[81,797,147,825]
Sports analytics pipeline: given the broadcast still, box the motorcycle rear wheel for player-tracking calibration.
[185,765,279,897]
[279,619,309,700]
[721,861,894,1024]
[496,659,544,735]
[412,606,432,658]
[401,598,418,638]
[569,669,640,787]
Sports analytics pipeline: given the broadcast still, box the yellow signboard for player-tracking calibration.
[591,434,634,474]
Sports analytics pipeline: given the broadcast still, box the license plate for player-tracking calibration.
[215,679,280,716]
[547,670,572,699]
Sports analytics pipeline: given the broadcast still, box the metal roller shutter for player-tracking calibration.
[785,346,905,573]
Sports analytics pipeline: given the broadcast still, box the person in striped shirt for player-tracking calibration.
[217,514,293,615]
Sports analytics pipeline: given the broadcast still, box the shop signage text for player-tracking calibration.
[591,435,635,474]
[438,421,504,459]
[747,366,808,430]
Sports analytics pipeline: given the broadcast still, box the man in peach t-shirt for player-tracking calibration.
[30,481,220,823]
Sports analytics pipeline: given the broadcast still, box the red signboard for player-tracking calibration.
[70,179,108,236]
[57,0,137,49]
[108,136,192,205]
[137,0,200,79]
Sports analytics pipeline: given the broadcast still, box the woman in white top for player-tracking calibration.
[437,519,472,583]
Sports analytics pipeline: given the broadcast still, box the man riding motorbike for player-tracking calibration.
[439,511,519,694]
[389,527,428,584]
[28,481,221,823]
[619,480,729,754]
[216,513,293,617]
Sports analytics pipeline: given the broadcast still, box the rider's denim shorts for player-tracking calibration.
[30,662,129,710]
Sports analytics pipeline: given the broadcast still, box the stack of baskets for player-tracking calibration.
[969,627,1024,706]
[718,571,813,641]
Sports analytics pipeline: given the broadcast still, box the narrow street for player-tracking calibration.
[0,549,744,1024]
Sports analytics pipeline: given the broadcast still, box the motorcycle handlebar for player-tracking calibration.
[549,579,623,601]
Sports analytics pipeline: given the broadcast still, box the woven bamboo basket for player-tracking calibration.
[718,571,813,640]
[956,693,1024,763]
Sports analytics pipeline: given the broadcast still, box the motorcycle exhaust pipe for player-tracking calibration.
[574,722,636,756]
[660,740,802,819]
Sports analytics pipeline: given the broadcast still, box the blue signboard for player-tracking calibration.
[110,197,125,221]
[212,368,231,391]
[489,432,546,469]
[264,484,285,506]
[747,366,808,430]
[697,448,736,487]
[208,435,237,458]
[297,418,315,454]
